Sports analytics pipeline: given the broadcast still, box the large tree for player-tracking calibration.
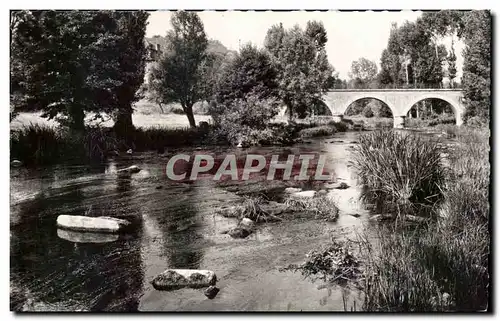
[111,11,149,137]
[10,10,149,134]
[148,12,209,128]
[264,22,334,119]
[11,11,120,132]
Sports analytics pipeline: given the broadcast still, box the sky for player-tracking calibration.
[146,10,464,80]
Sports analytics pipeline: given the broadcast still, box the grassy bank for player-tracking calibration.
[353,128,490,311]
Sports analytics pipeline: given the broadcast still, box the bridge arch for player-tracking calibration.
[403,94,464,126]
[343,96,396,117]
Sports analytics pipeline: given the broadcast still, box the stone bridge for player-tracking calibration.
[322,89,465,128]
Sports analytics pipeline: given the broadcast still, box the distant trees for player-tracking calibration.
[420,10,491,123]
[377,20,447,89]
[10,10,149,136]
[264,21,334,119]
[348,57,378,89]
[148,12,209,128]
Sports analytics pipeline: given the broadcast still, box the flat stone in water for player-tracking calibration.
[151,269,217,291]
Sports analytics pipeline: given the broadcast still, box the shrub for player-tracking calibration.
[351,130,445,212]
[363,106,374,118]
[209,93,280,146]
[299,125,337,138]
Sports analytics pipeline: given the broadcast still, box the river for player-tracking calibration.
[10,130,450,312]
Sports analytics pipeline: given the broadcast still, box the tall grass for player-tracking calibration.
[351,130,445,214]
[359,127,490,312]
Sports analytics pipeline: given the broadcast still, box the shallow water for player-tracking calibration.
[10,130,449,312]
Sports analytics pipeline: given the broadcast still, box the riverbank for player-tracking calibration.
[10,113,355,166]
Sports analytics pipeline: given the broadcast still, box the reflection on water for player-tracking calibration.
[11,131,447,311]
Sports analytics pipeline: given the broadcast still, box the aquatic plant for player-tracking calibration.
[359,127,490,312]
[282,239,361,286]
[351,130,445,214]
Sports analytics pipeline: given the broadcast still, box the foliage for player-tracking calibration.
[461,11,491,123]
[377,20,447,89]
[363,106,374,118]
[11,10,149,134]
[361,128,490,312]
[348,58,378,88]
[351,130,445,212]
[148,11,209,127]
[209,93,280,146]
[214,43,278,105]
[264,22,334,119]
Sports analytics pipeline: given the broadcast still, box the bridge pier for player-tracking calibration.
[393,116,406,129]
[331,114,344,123]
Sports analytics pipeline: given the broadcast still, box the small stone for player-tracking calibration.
[227,227,251,238]
[204,286,220,299]
[284,187,302,194]
[126,149,133,154]
[349,213,361,218]
[336,182,349,190]
[11,160,22,167]
[239,218,255,230]
[291,190,316,199]
[317,190,328,196]
[156,185,163,189]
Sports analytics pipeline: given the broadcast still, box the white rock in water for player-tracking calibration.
[57,229,119,243]
[11,160,22,167]
[126,149,133,154]
[239,217,255,230]
[56,215,131,233]
[117,165,141,175]
[284,187,302,194]
[291,190,316,199]
[151,269,217,291]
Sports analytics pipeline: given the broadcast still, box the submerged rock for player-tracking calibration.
[291,190,316,199]
[11,160,22,167]
[57,229,119,243]
[336,182,350,190]
[56,215,131,233]
[284,187,302,194]
[204,286,220,299]
[117,165,141,176]
[227,227,252,239]
[151,269,217,291]
[155,185,163,190]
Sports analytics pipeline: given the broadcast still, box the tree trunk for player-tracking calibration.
[184,104,197,128]
[114,107,134,138]
[68,104,85,134]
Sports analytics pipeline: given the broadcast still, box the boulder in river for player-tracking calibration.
[56,215,131,233]
[290,190,316,199]
[204,286,220,299]
[238,218,255,230]
[151,269,217,291]
[57,229,119,243]
[117,165,141,176]
[284,187,302,194]
[11,160,22,167]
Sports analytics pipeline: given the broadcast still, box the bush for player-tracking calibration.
[351,130,445,212]
[209,93,280,146]
[363,106,374,118]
